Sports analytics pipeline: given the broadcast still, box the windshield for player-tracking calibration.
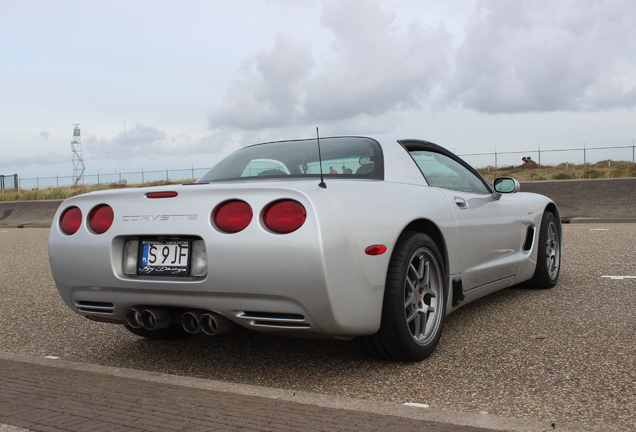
[197,137,383,183]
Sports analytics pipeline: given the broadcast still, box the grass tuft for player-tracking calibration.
[478,160,635,182]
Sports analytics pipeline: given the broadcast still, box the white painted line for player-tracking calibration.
[590,228,609,231]
[404,402,430,408]
[44,356,60,359]
[601,276,636,280]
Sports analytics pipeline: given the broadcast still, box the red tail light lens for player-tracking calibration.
[60,207,82,235]
[263,200,306,234]
[213,200,253,233]
[88,205,114,234]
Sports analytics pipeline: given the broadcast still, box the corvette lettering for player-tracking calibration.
[122,214,198,221]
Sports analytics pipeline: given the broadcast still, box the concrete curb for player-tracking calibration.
[0,351,611,432]
[566,217,636,224]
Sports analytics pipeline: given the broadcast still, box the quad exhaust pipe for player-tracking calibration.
[126,307,231,335]
[181,310,231,335]
[126,307,172,330]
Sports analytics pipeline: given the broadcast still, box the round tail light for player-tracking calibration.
[213,200,253,233]
[60,207,82,235]
[263,200,306,234]
[88,205,114,234]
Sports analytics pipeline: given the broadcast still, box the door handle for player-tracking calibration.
[454,197,468,209]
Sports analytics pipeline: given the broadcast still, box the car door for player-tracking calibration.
[408,147,523,291]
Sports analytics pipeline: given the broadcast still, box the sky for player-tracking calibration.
[2,0,636,184]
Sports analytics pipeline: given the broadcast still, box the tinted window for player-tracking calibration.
[197,137,383,182]
[410,151,490,194]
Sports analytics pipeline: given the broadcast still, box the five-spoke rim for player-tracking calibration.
[546,221,560,280]
[404,247,443,345]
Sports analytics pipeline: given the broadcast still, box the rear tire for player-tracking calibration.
[358,231,446,361]
[124,324,192,340]
[527,212,561,289]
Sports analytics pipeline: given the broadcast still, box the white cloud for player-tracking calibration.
[4,151,67,168]
[452,0,636,113]
[209,0,636,132]
[85,123,167,160]
[209,0,453,130]
[208,32,315,130]
[303,0,452,121]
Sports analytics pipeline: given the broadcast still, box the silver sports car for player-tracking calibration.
[49,136,561,361]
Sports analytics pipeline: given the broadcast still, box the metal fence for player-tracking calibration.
[12,139,636,190]
[16,166,211,191]
[0,174,18,190]
[454,139,636,170]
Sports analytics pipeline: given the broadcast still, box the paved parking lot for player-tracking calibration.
[0,224,634,431]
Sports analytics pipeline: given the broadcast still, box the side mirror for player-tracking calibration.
[492,177,520,200]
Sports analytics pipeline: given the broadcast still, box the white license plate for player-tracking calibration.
[139,239,190,276]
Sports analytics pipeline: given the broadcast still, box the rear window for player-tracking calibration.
[197,137,383,183]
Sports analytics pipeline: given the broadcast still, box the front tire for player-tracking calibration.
[528,211,561,289]
[358,231,446,361]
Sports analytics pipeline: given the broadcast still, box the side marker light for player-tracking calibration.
[365,245,387,256]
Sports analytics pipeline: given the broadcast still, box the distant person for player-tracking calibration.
[342,166,352,174]
[522,157,528,164]
[329,166,338,174]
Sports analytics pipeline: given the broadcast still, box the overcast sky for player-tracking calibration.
[2,0,636,180]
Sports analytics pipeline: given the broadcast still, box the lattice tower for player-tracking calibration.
[71,124,86,185]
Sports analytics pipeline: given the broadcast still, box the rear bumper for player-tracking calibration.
[49,189,386,337]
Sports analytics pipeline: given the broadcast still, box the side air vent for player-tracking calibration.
[75,301,115,315]
[523,227,535,251]
[238,311,310,329]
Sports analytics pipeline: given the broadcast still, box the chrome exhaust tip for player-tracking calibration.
[200,312,232,336]
[125,308,143,329]
[181,311,204,334]
[140,308,171,330]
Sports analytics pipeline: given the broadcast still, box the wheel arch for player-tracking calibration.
[357,223,449,361]
[401,219,448,274]
[544,202,562,239]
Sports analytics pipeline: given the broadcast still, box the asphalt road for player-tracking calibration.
[0,225,634,431]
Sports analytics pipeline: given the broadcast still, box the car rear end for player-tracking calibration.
[48,180,384,339]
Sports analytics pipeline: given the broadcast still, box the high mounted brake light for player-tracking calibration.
[146,191,178,198]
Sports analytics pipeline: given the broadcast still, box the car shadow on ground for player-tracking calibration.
[91,284,549,391]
